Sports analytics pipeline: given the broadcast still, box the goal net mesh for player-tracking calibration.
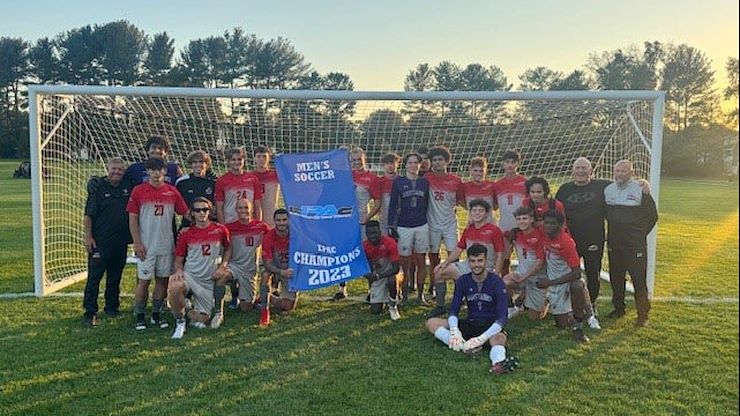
[35,91,655,294]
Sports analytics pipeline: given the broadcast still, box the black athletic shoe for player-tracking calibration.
[150,312,169,329]
[426,306,447,318]
[332,291,347,301]
[135,314,146,331]
[607,309,626,319]
[490,356,519,375]
[572,327,590,344]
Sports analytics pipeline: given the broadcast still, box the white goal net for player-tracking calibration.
[28,86,664,296]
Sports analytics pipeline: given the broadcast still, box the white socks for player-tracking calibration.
[434,327,451,346]
[490,345,506,364]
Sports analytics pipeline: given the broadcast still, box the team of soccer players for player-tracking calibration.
[84,136,659,374]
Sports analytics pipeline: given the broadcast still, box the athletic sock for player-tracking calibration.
[259,285,270,309]
[152,299,164,314]
[435,282,446,307]
[134,300,146,315]
[489,345,506,365]
[213,285,226,313]
[433,327,451,346]
[388,296,398,308]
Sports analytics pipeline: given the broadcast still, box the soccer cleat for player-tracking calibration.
[634,317,649,328]
[332,291,347,301]
[490,356,519,374]
[171,321,186,339]
[210,312,224,329]
[388,305,401,321]
[259,308,271,327]
[150,313,169,329]
[587,315,602,330]
[426,306,447,318]
[190,321,207,329]
[572,327,590,344]
[227,297,239,310]
[607,309,625,319]
[135,314,147,331]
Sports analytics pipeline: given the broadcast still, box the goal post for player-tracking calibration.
[27,85,665,297]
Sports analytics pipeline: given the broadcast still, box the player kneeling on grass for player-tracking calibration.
[428,199,504,318]
[538,210,600,344]
[502,207,548,321]
[168,198,232,339]
[258,209,296,327]
[425,244,518,375]
[226,198,270,312]
[362,221,403,320]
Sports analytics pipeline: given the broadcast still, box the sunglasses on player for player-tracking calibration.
[191,207,210,213]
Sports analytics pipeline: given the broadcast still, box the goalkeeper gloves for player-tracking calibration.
[463,334,487,353]
[449,327,465,352]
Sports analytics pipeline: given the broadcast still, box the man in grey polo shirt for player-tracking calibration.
[604,160,658,327]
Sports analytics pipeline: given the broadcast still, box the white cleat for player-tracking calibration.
[171,322,186,339]
[587,315,602,330]
[210,312,224,329]
[388,305,401,321]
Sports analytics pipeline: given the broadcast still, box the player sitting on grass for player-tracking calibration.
[538,210,600,344]
[428,199,505,318]
[502,206,548,321]
[225,198,271,312]
[168,198,232,339]
[362,221,403,320]
[127,157,189,331]
[258,209,296,327]
[425,244,518,374]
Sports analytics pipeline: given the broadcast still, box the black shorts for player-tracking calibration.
[458,319,508,340]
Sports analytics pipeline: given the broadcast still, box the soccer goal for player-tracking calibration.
[28,85,665,296]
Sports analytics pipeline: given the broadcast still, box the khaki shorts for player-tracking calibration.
[185,273,214,315]
[137,253,173,280]
[429,223,458,254]
[397,224,429,256]
[540,278,579,315]
[522,273,549,313]
[368,274,402,304]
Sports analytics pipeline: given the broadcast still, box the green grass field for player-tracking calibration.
[0,159,738,415]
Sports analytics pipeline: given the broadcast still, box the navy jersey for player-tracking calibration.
[387,176,429,228]
[449,272,508,326]
[124,161,181,185]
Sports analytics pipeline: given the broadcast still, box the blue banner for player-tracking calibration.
[275,149,370,291]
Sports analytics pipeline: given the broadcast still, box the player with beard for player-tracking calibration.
[259,209,296,326]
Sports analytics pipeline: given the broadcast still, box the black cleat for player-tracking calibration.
[150,312,169,329]
[607,309,626,319]
[332,291,347,301]
[490,356,519,374]
[573,327,590,344]
[135,314,147,331]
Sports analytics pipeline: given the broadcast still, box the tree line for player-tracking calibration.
[0,20,737,177]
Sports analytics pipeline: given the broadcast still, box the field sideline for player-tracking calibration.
[0,159,737,415]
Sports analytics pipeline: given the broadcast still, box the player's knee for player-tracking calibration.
[490,332,507,346]
[425,318,443,333]
[280,299,296,311]
[570,279,585,292]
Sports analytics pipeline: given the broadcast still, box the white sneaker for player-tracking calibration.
[587,315,602,330]
[171,322,186,339]
[388,305,401,321]
[210,312,224,329]
[190,321,207,329]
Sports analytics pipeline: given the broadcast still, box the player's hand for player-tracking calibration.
[281,268,294,279]
[133,243,147,260]
[212,265,231,281]
[509,271,525,284]
[177,227,190,239]
[638,178,651,194]
[463,335,486,353]
[433,263,448,278]
[449,327,465,352]
[536,278,550,289]
[170,270,185,282]
[388,228,399,241]
[84,236,97,254]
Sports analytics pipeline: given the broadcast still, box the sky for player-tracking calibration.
[1,0,738,92]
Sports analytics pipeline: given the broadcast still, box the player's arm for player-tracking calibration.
[641,192,659,232]
[494,251,505,275]
[436,246,463,272]
[129,213,146,260]
[517,258,545,282]
[387,180,400,231]
[171,256,185,282]
[83,215,95,253]
[447,280,466,351]
[253,201,263,222]
[536,266,581,288]
[214,179,225,223]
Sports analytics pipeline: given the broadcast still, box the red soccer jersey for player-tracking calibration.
[543,230,581,281]
[262,228,290,270]
[353,170,382,222]
[522,197,567,223]
[363,235,401,264]
[427,173,464,229]
[175,222,231,279]
[215,171,264,224]
[226,220,271,274]
[126,182,188,256]
[457,222,505,271]
[462,180,496,223]
[513,227,547,278]
[379,173,398,232]
[494,174,527,232]
[252,169,279,227]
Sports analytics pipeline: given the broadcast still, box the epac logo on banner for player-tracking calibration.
[275,149,370,291]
